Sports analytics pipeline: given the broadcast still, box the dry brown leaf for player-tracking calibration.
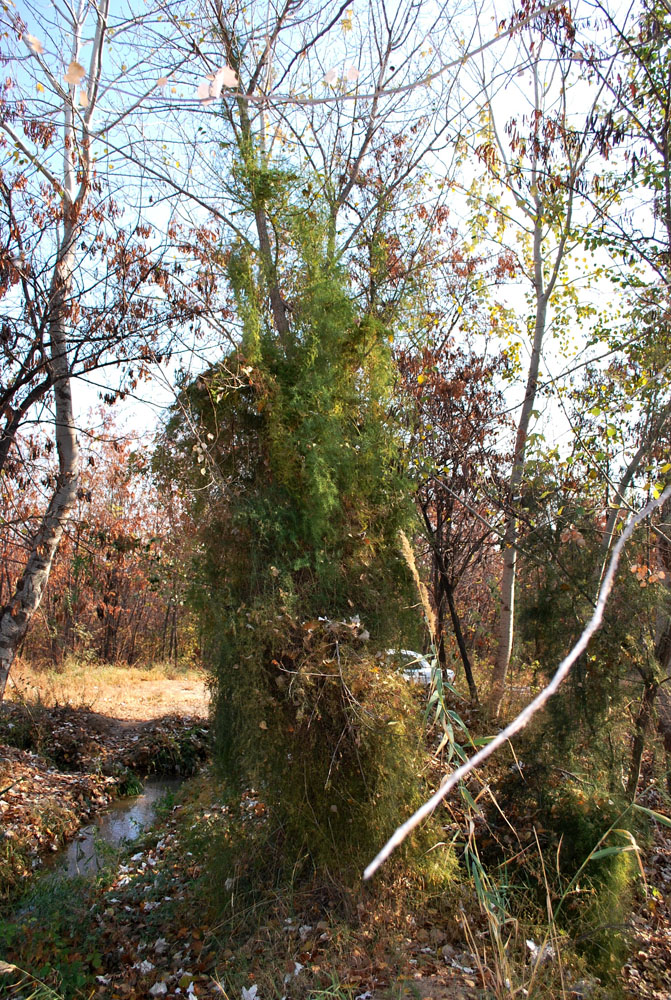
[64,61,86,86]
[24,33,44,55]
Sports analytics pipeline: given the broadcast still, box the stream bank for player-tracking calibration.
[55,776,184,877]
[0,769,486,1000]
[0,702,209,902]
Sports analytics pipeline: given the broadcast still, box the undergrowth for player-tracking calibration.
[214,614,452,882]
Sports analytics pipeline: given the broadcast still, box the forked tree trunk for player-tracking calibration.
[484,53,579,718]
[0,0,109,699]
[0,241,80,699]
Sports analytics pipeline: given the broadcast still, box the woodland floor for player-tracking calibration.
[0,664,670,1000]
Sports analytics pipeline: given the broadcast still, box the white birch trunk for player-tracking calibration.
[485,53,579,717]
[0,239,80,697]
[0,0,108,698]
[489,237,548,716]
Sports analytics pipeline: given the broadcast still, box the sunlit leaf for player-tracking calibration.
[633,803,671,827]
[156,76,168,88]
[197,65,238,105]
[324,69,337,84]
[64,61,86,86]
[346,66,360,81]
[214,65,238,89]
[590,845,638,860]
[36,82,45,93]
[79,89,89,107]
[24,33,44,55]
[460,784,480,813]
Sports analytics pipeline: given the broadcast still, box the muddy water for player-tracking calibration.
[59,777,182,877]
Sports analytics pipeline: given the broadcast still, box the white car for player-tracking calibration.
[385,649,455,686]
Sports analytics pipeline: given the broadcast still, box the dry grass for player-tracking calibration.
[5,659,210,721]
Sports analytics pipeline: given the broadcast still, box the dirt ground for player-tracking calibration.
[5,661,210,721]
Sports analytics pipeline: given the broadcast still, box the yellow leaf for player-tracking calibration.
[36,82,44,93]
[417,374,425,384]
[259,720,268,730]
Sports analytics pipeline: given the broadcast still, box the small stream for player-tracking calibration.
[56,777,182,877]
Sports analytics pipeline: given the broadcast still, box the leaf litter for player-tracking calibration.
[2,696,671,999]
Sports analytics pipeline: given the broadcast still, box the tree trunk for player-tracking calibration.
[0,0,108,698]
[441,575,479,704]
[653,497,671,764]
[170,603,178,668]
[161,596,174,661]
[626,679,658,799]
[0,241,80,698]
[485,54,578,717]
[489,270,549,716]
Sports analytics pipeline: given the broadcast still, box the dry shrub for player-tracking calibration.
[213,613,451,885]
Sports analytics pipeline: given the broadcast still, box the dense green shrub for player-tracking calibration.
[485,742,640,985]
[156,164,432,880]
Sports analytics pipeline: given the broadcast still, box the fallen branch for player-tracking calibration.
[0,777,24,797]
[364,484,671,880]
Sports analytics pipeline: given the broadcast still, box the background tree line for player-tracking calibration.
[0,415,198,669]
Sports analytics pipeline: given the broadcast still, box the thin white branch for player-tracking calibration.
[21,36,69,102]
[83,0,109,128]
[63,1,85,204]
[169,0,568,111]
[94,54,192,138]
[363,483,671,881]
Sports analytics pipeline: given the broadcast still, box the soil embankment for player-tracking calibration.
[0,667,210,892]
